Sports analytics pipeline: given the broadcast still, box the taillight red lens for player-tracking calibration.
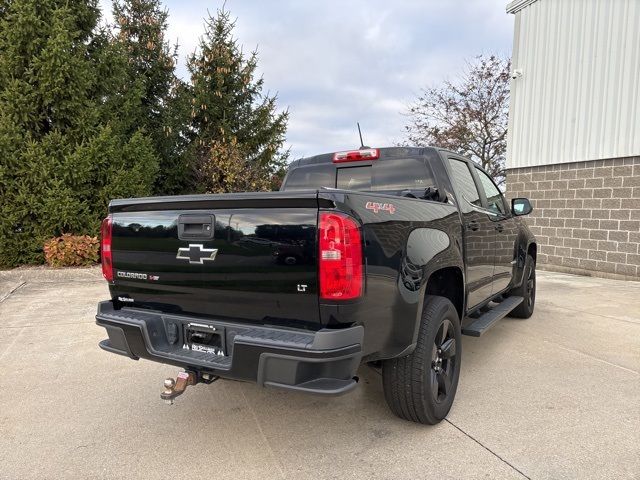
[318,212,363,300]
[332,148,379,163]
[100,216,113,282]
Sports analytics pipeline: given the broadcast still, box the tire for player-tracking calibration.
[508,254,536,319]
[382,296,462,425]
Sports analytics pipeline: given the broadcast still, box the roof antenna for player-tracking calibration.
[357,122,370,149]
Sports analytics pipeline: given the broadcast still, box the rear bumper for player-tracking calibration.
[96,301,363,395]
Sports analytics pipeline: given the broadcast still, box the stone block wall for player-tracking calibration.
[506,157,640,280]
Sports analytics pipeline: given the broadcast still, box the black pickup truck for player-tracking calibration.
[96,146,536,424]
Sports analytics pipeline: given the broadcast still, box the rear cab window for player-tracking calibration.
[282,163,335,191]
[283,154,436,194]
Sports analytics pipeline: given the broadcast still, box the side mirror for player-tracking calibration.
[511,198,533,216]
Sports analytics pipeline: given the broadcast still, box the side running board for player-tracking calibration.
[462,296,524,337]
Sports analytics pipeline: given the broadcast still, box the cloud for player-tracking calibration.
[98,0,513,160]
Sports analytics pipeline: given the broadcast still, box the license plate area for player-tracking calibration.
[184,322,226,356]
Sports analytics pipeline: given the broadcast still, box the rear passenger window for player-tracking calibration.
[447,159,481,208]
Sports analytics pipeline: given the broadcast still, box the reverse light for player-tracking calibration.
[318,212,363,300]
[100,215,113,282]
[332,148,379,163]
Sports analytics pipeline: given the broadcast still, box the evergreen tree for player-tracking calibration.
[0,0,158,267]
[0,0,9,19]
[111,0,188,194]
[186,7,288,193]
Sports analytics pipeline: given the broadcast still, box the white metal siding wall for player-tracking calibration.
[506,0,640,169]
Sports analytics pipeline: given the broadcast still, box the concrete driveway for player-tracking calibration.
[0,268,638,480]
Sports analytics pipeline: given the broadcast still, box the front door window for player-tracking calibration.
[474,168,506,215]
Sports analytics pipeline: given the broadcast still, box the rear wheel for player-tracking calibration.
[382,296,462,424]
[508,254,536,318]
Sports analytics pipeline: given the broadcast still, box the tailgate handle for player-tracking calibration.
[178,214,215,241]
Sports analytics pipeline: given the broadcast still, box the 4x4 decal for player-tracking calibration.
[365,201,396,215]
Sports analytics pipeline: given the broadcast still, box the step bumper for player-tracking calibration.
[96,301,363,395]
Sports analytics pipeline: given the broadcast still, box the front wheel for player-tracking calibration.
[382,296,462,424]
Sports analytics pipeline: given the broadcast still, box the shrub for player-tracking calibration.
[43,234,99,267]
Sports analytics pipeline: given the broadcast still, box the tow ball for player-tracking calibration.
[160,370,218,404]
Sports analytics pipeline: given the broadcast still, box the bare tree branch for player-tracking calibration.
[403,55,510,185]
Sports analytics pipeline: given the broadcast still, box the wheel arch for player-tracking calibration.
[527,242,537,263]
[512,235,537,289]
[424,266,465,321]
[513,241,537,289]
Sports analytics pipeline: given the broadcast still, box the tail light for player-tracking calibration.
[100,216,113,282]
[332,148,379,163]
[318,212,363,300]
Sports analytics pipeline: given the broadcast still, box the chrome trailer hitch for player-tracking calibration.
[161,370,219,404]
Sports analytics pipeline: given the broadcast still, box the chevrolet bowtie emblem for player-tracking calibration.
[176,244,218,264]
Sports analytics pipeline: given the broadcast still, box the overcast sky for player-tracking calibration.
[100,0,514,160]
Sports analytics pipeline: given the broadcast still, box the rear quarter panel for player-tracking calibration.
[319,191,464,361]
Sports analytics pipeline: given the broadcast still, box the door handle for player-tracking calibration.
[466,220,480,231]
[495,224,504,233]
[178,214,215,241]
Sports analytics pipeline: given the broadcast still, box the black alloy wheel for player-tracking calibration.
[431,319,457,404]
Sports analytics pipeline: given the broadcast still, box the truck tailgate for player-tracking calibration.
[107,193,322,328]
